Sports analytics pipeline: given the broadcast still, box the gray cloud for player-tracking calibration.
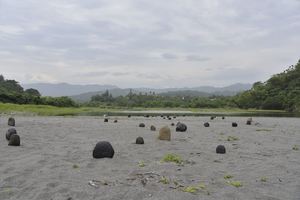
[0,0,299,87]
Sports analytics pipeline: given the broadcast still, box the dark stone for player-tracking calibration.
[232,122,238,127]
[171,123,175,126]
[246,120,251,125]
[160,115,164,118]
[145,115,150,118]
[168,117,172,120]
[176,122,187,132]
[216,145,226,154]
[93,141,115,159]
[104,118,108,122]
[163,117,166,119]
[222,116,225,120]
[128,115,131,118]
[8,117,15,126]
[8,134,20,146]
[139,123,145,127]
[204,122,210,127]
[210,116,216,120]
[136,137,144,144]
[150,125,156,131]
[6,128,17,141]
[173,116,176,119]
[114,120,118,123]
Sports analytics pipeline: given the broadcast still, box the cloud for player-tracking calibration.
[0,0,299,87]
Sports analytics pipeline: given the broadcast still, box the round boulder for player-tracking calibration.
[104,118,108,122]
[216,145,226,154]
[139,123,145,127]
[150,125,156,131]
[176,122,187,132]
[232,122,238,127]
[93,141,115,159]
[6,128,17,141]
[158,126,171,141]
[8,117,15,126]
[8,134,20,146]
[136,137,144,144]
[204,122,210,127]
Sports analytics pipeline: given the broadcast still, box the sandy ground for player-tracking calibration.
[0,116,299,200]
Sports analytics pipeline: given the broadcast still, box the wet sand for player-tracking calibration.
[0,116,299,200]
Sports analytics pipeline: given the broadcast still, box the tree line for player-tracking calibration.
[0,75,76,107]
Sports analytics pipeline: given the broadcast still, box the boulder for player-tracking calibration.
[222,116,225,120]
[246,118,252,125]
[150,125,156,131]
[128,115,131,118]
[114,120,118,123]
[136,137,144,144]
[8,117,15,126]
[93,141,115,159]
[158,126,171,141]
[176,122,187,132]
[204,122,210,127]
[8,134,20,146]
[139,123,145,127]
[104,118,108,122]
[232,122,238,127]
[216,145,226,154]
[171,123,175,126]
[6,128,17,141]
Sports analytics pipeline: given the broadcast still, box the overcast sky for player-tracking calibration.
[0,0,299,88]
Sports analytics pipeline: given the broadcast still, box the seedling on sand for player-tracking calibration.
[161,154,183,164]
[292,145,299,151]
[260,177,267,182]
[224,174,233,180]
[256,129,272,132]
[182,183,209,195]
[227,136,239,141]
[159,176,170,184]
[138,161,145,167]
[227,181,243,188]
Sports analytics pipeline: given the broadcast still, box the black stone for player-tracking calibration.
[8,117,15,126]
[114,120,118,123]
[222,116,225,120]
[232,122,238,127]
[168,117,172,120]
[150,125,156,131]
[216,145,226,154]
[246,120,251,125]
[6,128,17,141]
[176,122,187,132]
[128,115,131,118]
[8,134,20,146]
[171,123,175,126]
[136,137,144,144]
[204,122,210,127]
[104,118,108,122]
[93,141,115,159]
[139,123,145,127]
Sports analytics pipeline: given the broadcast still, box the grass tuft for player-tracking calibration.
[161,154,183,164]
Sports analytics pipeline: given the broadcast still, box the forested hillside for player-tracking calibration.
[0,75,76,107]
[235,60,300,112]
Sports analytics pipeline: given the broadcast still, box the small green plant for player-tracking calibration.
[228,181,242,188]
[198,183,206,190]
[73,164,79,169]
[182,186,198,193]
[159,176,170,184]
[227,136,239,141]
[161,154,183,164]
[292,145,299,151]
[256,129,272,132]
[224,174,233,180]
[138,161,145,167]
[260,177,267,182]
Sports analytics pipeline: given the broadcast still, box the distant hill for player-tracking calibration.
[22,83,118,97]
[70,83,252,102]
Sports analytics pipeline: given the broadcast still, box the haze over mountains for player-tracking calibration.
[22,83,252,102]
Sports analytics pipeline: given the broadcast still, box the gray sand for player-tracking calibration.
[0,116,299,200]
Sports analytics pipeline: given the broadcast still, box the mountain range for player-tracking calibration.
[22,83,252,102]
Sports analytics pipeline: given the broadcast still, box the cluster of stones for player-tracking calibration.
[6,118,20,146]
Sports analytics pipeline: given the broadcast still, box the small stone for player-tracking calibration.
[93,141,115,159]
[104,118,108,122]
[232,122,238,127]
[150,125,156,131]
[158,126,171,141]
[176,122,187,132]
[139,123,145,127]
[216,145,226,154]
[204,122,210,127]
[136,137,144,144]
[8,134,20,146]
[8,117,15,126]
[171,123,175,126]
[6,128,17,141]
[114,120,118,123]
[128,115,131,118]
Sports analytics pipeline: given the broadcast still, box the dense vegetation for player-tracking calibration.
[235,60,300,112]
[89,60,300,112]
[0,75,76,107]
